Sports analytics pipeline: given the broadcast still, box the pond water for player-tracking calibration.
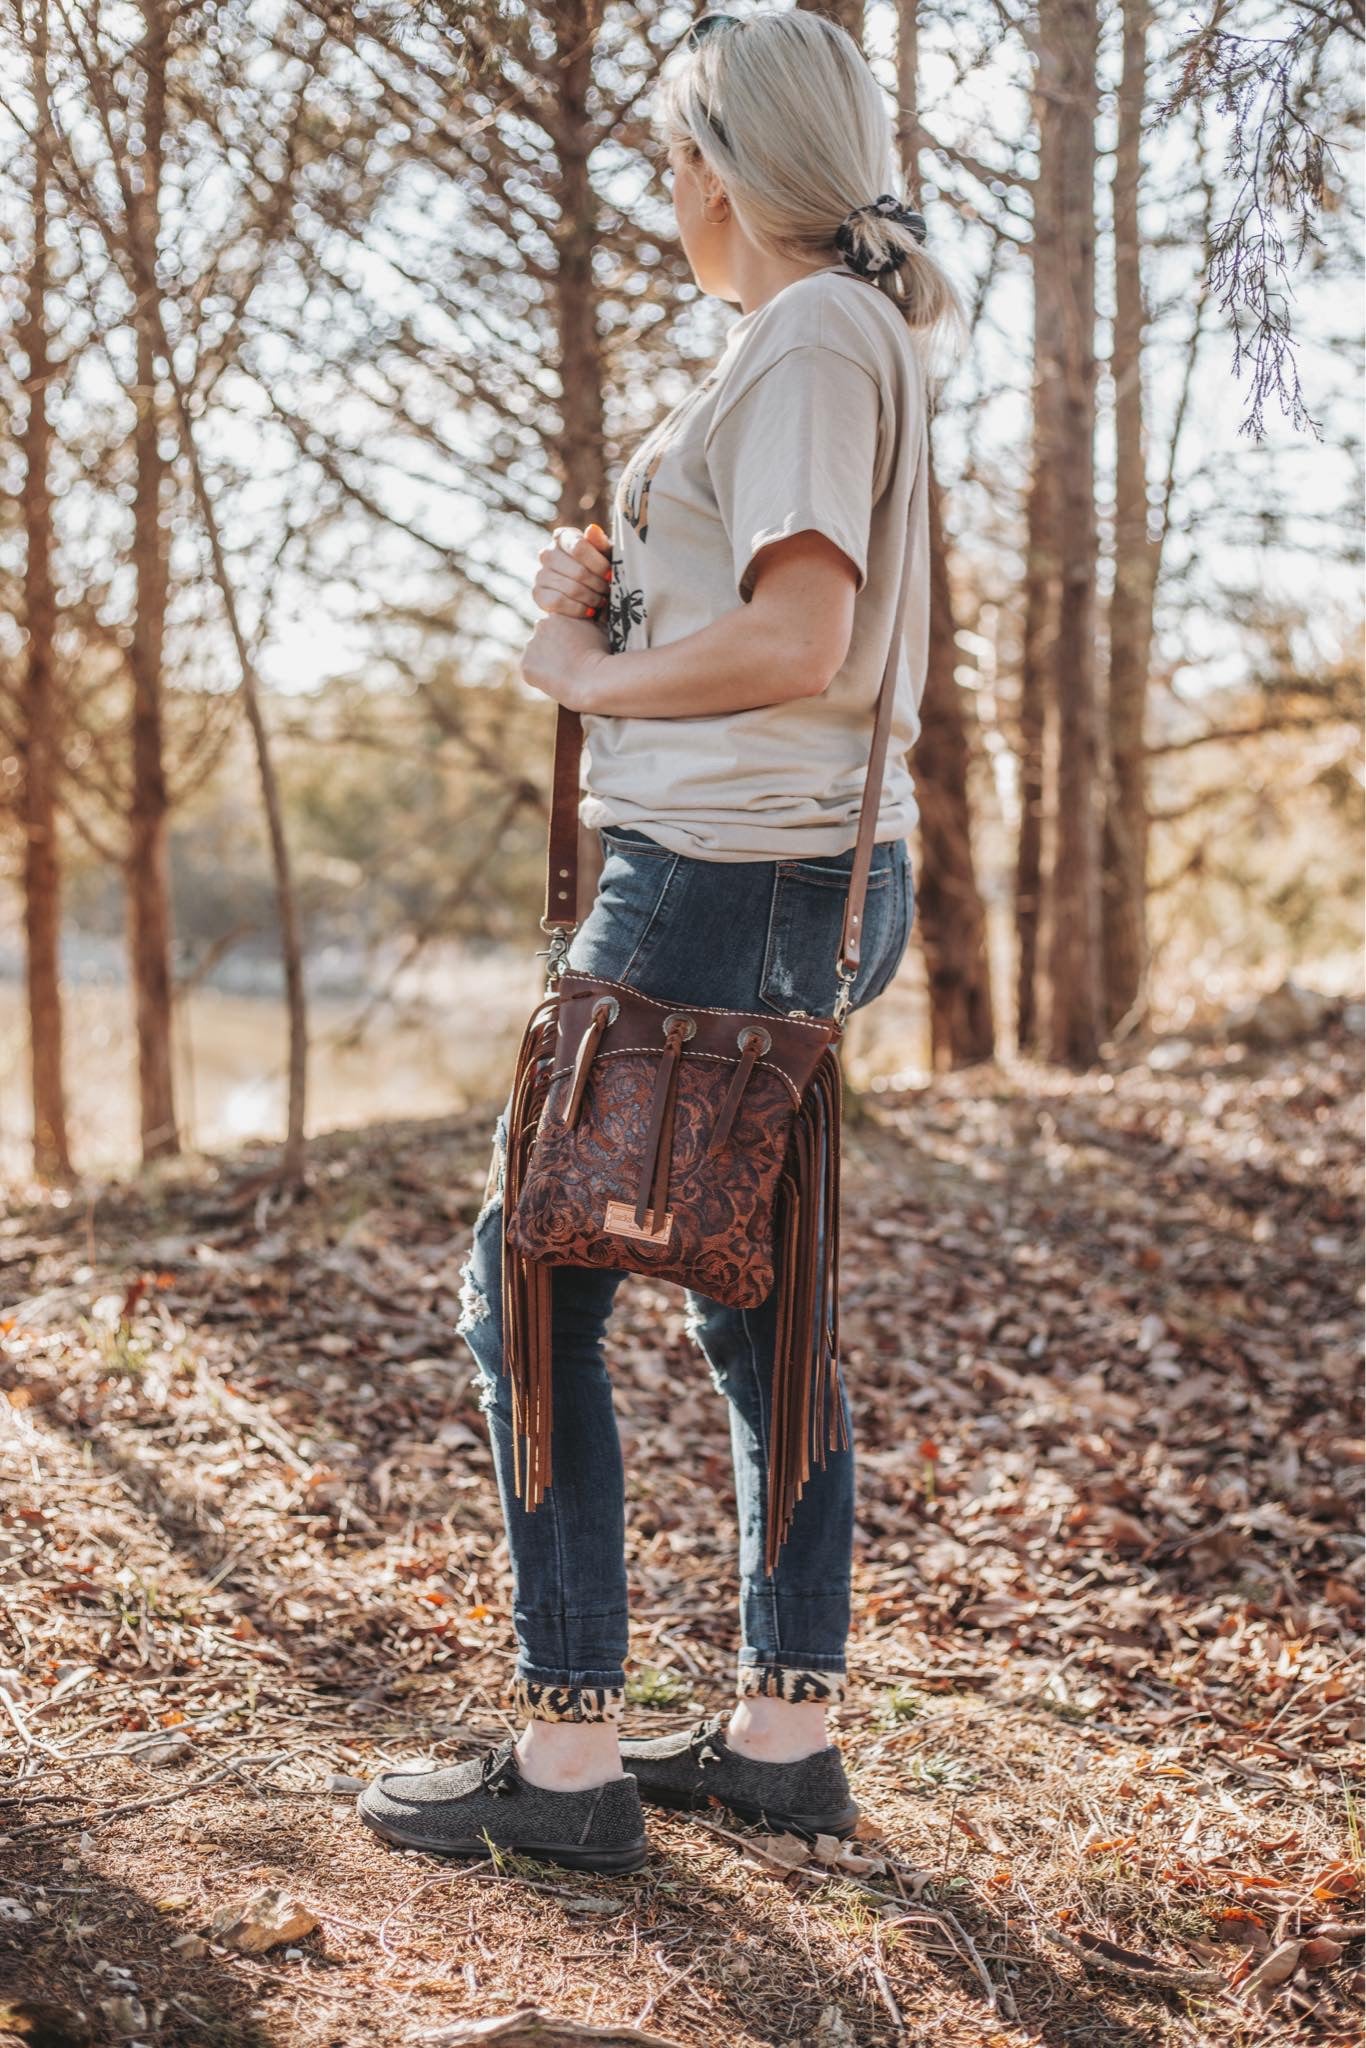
[0,941,931,1180]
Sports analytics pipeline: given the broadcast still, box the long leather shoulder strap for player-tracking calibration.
[545,706,584,927]
[837,514,915,976]
[543,523,914,971]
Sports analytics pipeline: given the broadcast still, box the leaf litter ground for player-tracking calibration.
[0,1023,1361,2048]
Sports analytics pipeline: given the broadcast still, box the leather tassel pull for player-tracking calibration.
[635,1014,693,1230]
[560,995,618,1129]
[707,1025,771,1157]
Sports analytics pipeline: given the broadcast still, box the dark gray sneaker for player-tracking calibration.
[357,1735,648,1873]
[619,1711,860,1839]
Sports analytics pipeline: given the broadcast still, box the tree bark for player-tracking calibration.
[1014,495,1051,1055]
[1103,0,1159,1040]
[553,2,608,529]
[915,465,996,1067]
[1016,100,1060,1061]
[897,0,994,1064]
[18,0,72,1183]
[895,0,918,151]
[155,331,310,1183]
[797,0,866,43]
[553,0,611,913]
[126,0,178,1161]
[1039,0,1102,1067]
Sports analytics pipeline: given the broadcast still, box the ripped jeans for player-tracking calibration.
[458,824,915,1724]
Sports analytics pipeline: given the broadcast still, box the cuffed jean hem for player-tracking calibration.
[737,1658,849,1707]
[512,1669,627,1724]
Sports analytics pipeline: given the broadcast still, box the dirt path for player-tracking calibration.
[1,1025,1361,2047]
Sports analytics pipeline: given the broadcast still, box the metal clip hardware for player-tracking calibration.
[538,918,575,987]
[833,964,857,1028]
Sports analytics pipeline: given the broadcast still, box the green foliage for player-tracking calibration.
[625,1664,695,1708]
[876,1684,925,1727]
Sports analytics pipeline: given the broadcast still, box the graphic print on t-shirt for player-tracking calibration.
[608,366,725,654]
[606,547,645,655]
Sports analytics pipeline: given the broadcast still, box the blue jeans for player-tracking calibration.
[458,825,915,1723]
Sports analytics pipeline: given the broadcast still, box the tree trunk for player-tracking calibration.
[126,0,178,1161]
[155,331,310,1182]
[1016,99,1061,1062]
[897,0,994,1064]
[915,465,996,1067]
[895,0,918,161]
[1014,486,1051,1055]
[797,0,866,41]
[1015,352,1056,1056]
[1039,0,1102,1067]
[19,0,72,1184]
[1103,0,1159,1040]
[553,0,608,530]
[553,0,611,914]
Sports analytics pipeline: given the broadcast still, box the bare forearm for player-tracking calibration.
[579,601,826,718]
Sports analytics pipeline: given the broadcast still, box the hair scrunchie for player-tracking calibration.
[835,193,928,279]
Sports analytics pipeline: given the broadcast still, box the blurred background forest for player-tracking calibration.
[0,0,1361,1183]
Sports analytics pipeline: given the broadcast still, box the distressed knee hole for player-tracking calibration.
[483,1118,507,1207]
[684,1302,729,1394]
[457,1259,491,1337]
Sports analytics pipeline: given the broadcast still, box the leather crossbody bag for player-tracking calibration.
[501,543,912,1576]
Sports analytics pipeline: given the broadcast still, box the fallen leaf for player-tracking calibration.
[97,1995,147,2035]
[1310,1861,1364,1899]
[207,1887,318,1954]
[752,1831,811,1869]
[1240,1939,1303,1995]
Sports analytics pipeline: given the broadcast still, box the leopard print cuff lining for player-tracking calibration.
[737,1665,848,1707]
[512,1677,626,1724]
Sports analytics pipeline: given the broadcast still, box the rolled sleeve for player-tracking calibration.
[704,344,883,605]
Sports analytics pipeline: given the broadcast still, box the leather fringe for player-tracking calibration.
[503,1003,846,1579]
[766,1043,846,1579]
[501,991,560,1512]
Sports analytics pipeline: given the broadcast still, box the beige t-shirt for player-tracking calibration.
[580,265,929,860]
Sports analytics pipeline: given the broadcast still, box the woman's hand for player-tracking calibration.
[533,521,612,620]
[523,518,612,710]
[521,611,611,712]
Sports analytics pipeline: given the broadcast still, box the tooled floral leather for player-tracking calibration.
[505,972,839,1306]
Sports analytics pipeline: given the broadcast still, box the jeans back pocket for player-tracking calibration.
[759,846,912,1020]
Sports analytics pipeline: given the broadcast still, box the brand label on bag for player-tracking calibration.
[603,1200,674,1247]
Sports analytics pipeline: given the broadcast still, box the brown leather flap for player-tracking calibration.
[550,971,837,1107]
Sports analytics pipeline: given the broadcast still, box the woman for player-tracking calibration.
[359,7,966,1873]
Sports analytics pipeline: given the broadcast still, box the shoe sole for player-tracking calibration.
[632,1781,861,1840]
[356,1795,649,1873]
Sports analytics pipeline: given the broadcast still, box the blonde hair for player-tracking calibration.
[656,9,968,379]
